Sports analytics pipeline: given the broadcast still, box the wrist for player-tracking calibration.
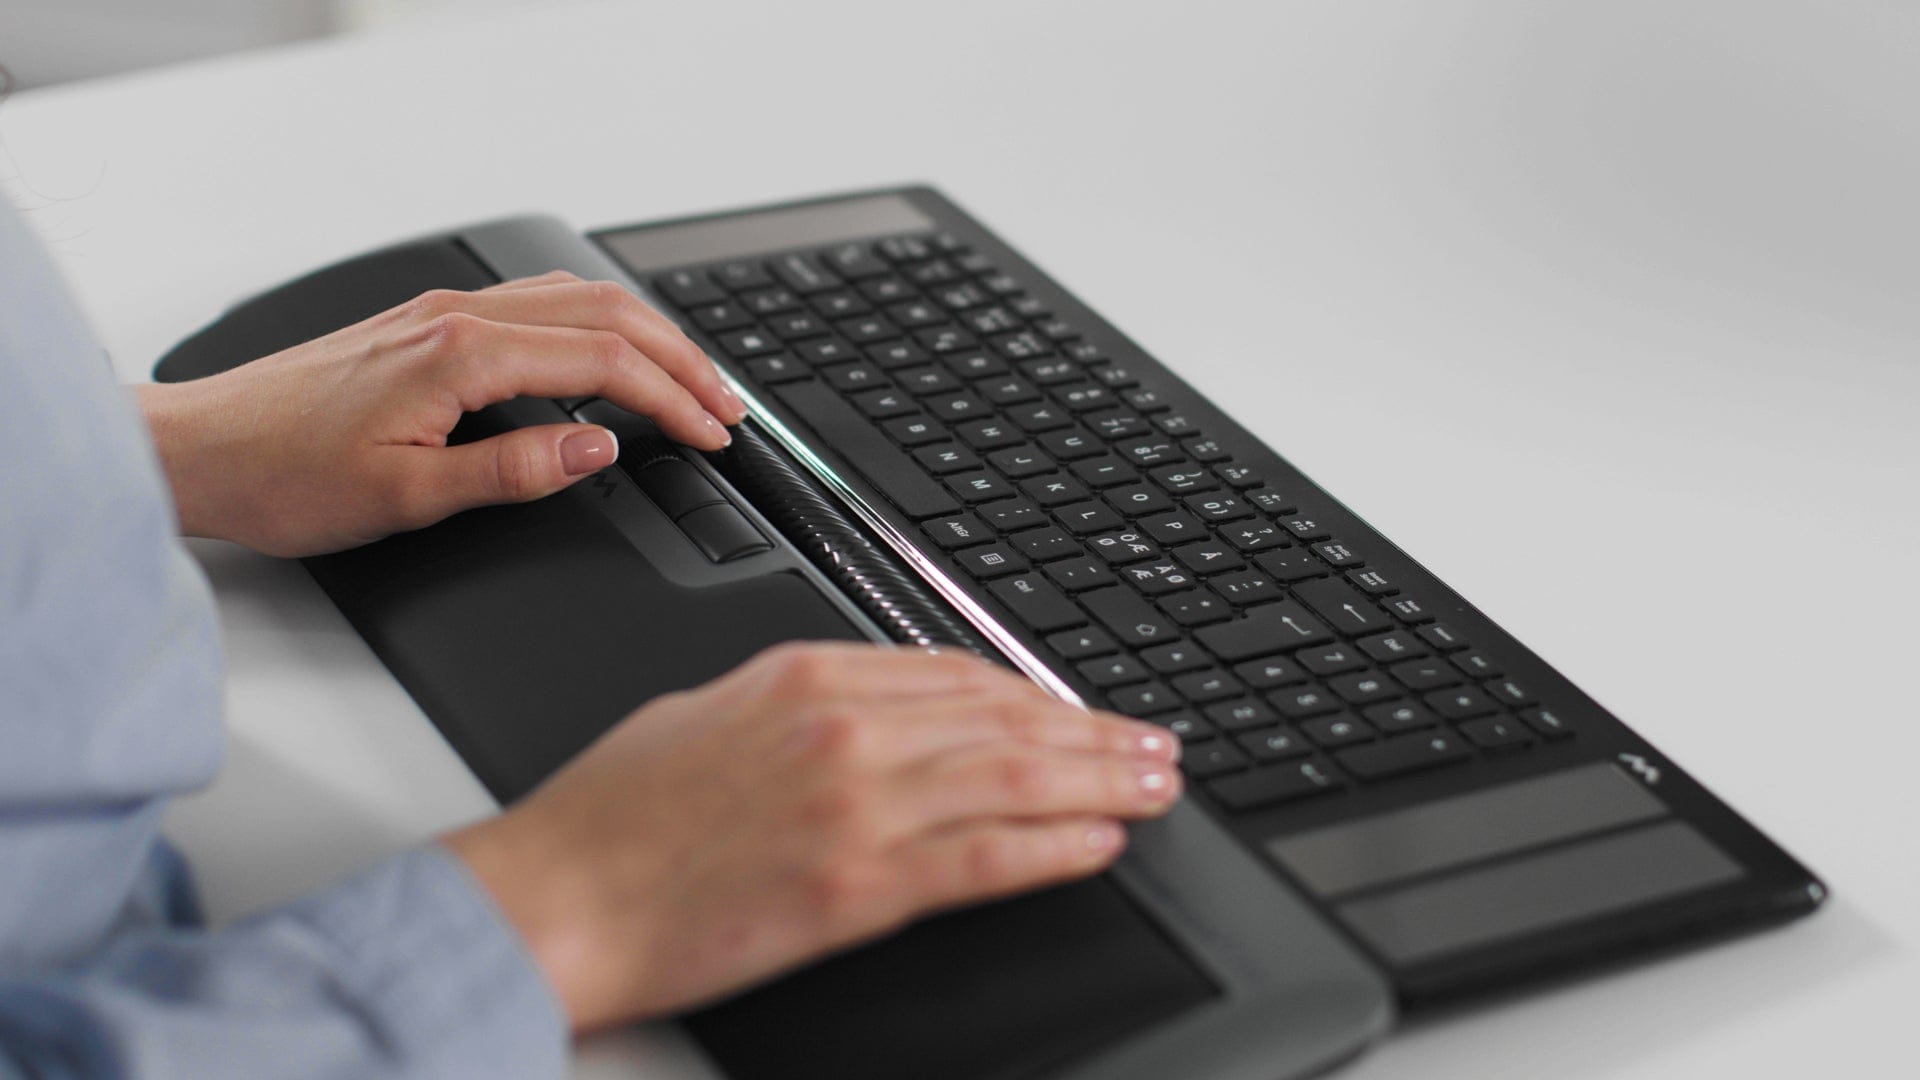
[442,811,624,1033]
[135,380,239,541]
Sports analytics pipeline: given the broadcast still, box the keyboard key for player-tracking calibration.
[1222,521,1286,553]
[1109,681,1180,716]
[1299,714,1375,747]
[869,339,931,369]
[1149,464,1217,494]
[795,336,858,365]
[1336,731,1471,781]
[1044,556,1119,592]
[943,349,1007,378]
[1055,501,1125,535]
[741,287,801,315]
[1154,413,1201,437]
[1078,655,1151,688]
[1086,529,1162,565]
[1426,687,1500,721]
[1139,511,1207,546]
[1014,526,1084,562]
[1181,740,1251,780]
[1388,658,1461,691]
[1418,623,1470,651]
[1280,516,1330,541]
[1141,641,1212,675]
[1194,601,1333,660]
[1207,760,1340,810]
[1357,630,1428,663]
[1236,728,1312,763]
[1384,596,1435,623]
[1117,561,1197,596]
[1210,570,1281,606]
[713,260,774,291]
[1255,548,1329,583]
[954,543,1027,579]
[1245,489,1296,515]
[1171,540,1246,575]
[916,326,977,353]
[1460,717,1533,751]
[988,574,1084,632]
[991,329,1053,361]
[1519,706,1576,739]
[979,498,1046,531]
[820,293,876,319]
[1172,669,1243,703]
[1083,586,1180,646]
[1182,437,1230,463]
[1087,411,1153,440]
[744,354,808,383]
[882,416,946,446]
[1328,671,1398,705]
[1125,388,1170,413]
[1214,464,1262,488]
[954,419,1025,450]
[924,514,993,550]
[822,242,890,279]
[1292,577,1393,635]
[1021,358,1082,385]
[888,300,946,328]
[983,380,1044,409]
[1103,483,1174,516]
[925,392,992,421]
[718,327,781,358]
[1232,656,1307,689]
[1159,590,1232,626]
[655,269,725,306]
[824,362,888,393]
[898,366,963,395]
[1021,474,1091,507]
[693,301,755,332]
[1092,364,1141,389]
[1485,678,1537,707]
[771,253,842,293]
[946,471,1016,503]
[1346,568,1398,596]
[1047,627,1116,659]
[1038,428,1103,459]
[1204,698,1278,731]
[877,235,934,263]
[1270,685,1343,721]
[1116,437,1183,466]
[1362,700,1440,733]
[1298,644,1367,676]
[1153,711,1216,745]
[773,381,960,518]
[1451,652,1503,679]
[1314,541,1364,568]
[914,443,980,474]
[1006,401,1072,432]
[1069,455,1139,488]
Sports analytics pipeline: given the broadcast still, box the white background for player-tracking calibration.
[4,2,1916,1077]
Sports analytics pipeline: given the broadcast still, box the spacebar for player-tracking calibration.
[771,380,962,519]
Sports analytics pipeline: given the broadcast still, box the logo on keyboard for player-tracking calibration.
[1617,753,1662,786]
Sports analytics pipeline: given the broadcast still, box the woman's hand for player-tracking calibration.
[443,643,1182,1033]
[136,272,745,557]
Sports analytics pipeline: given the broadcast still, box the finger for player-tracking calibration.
[423,318,728,450]
[378,422,617,526]
[737,641,1055,705]
[887,743,1179,837]
[889,817,1127,917]
[476,270,583,294]
[424,281,745,425]
[868,692,1178,766]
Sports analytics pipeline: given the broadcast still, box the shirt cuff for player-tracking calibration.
[273,842,568,1080]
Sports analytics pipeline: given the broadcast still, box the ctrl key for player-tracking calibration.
[678,504,773,562]
[1207,759,1341,811]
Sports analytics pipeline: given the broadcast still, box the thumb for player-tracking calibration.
[419,422,620,518]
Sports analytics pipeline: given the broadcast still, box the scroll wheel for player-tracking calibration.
[571,399,681,467]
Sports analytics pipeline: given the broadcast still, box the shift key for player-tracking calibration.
[1082,587,1179,646]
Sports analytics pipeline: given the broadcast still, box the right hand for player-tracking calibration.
[444,642,1182,1033]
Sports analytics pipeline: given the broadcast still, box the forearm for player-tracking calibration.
[0,845,566,1080]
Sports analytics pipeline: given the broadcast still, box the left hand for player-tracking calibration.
[137,271,746,557]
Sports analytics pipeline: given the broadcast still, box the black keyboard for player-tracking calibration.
[637,229,1581,819]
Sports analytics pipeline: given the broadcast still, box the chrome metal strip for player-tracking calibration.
[721,372,1086,707]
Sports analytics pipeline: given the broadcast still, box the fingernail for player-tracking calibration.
[1085,823,1123,853]
[560,427,617,476]
[1133,730,1180,763]
[1136,766,1178,801]
[721,384,749,422]
[705,415,733,447]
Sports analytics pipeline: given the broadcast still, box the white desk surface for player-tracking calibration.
[6,2,1916,1076]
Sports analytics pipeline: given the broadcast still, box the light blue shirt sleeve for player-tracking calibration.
[0,201,567,1079]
